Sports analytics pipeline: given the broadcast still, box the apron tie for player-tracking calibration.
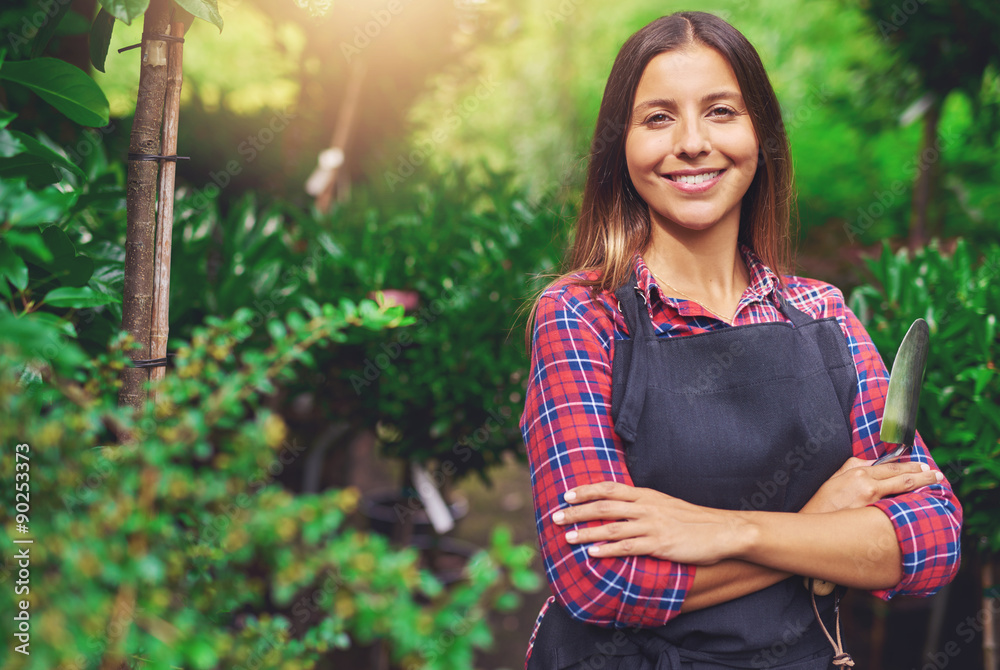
[808,579,855,667]
[628,630,684,670]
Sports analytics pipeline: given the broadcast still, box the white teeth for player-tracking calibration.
[671,170,721,184]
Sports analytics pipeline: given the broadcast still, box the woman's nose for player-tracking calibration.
[674,118,711,158]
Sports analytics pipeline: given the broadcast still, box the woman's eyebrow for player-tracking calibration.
[633,91,744,114]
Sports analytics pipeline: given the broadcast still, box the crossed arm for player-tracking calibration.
[522,287,963,626]
[552,459,941,614]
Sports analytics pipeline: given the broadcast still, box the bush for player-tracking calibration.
[0,300,540,670]
[849,239,1000,550]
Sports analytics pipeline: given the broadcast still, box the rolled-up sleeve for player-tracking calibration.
[837,300,963,599]
[520,285,695,627]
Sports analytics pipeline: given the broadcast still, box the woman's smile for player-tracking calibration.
[625,43,759,233]
[663,167,727,193]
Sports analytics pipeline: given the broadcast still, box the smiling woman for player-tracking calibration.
[520,11,962,670]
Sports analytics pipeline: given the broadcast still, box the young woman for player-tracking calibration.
[520,11,962,670]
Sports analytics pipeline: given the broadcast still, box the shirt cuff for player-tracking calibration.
[868,489,962,601]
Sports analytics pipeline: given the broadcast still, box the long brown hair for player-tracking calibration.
[529,11,795,340]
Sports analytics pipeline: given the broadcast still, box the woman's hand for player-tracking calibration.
[800,456,943,514]
[551,481,745,565]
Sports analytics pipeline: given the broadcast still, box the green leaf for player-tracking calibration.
[4,229,53,264]
[28,0,73,59]
[0,241,29,291]
[89,9,116,74]
[172,0,224,31]
[44,286,120,308]
[0,58,110,127]
[0,179,76,226]
[4,130,85,180]
[0,154,60,188]
[36,226,94,287]
[0,309,87,369]
[0,109,16,130]
[55,11,93,37]
[98,0,150,25]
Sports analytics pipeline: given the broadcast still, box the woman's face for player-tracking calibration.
[625,43,759,236]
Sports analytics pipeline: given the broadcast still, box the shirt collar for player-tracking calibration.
[631,244,780,312]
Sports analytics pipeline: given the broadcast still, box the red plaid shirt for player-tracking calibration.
[521,246,963,660]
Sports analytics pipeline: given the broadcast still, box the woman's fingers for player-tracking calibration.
[563,481,640,504]
[868,460,928,479]
[552,499,637,525]
[564,520,637,545]
[874,466,944,497]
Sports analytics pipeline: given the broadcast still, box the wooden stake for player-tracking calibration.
[985,552,997,670]
[118,0,171,410]
[315,59,367,213]
[149,20,187,392]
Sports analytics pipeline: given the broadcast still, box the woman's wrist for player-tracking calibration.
[728,509,763,562]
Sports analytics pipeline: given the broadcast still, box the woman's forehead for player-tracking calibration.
[633,45,744,107]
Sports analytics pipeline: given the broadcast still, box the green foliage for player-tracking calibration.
[98,0,151,25]
[0,116,126,363]
[171,0,224,32]
[89,9,117,74]
[857,0,1000,100]
[849,240,1000,551]
[321,167,568,479]
[0,58,110,127]
[155,167,567,481]
[0,301,539,669]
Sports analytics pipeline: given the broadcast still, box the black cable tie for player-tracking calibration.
[118,32,185,53]
[127,153,190,162]
[129,353,175,369]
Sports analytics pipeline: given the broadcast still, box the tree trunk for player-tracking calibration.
[313,59,367,212]
[53,0,96,72]
[118,0,171,409]
[909,98,941,250]
[149,19,187,392]
[985,552,997,670]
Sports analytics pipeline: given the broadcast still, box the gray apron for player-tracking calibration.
[528,276,858,669]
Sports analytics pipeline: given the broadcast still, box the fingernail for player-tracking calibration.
[920,463,930,471]
[552,510,565,523]
[564,491,577,502]
[935,471,944,482]
[566,530,578,542]
[588,545,600,555]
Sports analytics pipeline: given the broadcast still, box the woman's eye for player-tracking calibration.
[709,106,737,117]
[645,112,669,124]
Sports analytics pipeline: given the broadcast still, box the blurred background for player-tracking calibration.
[1,0,999,668]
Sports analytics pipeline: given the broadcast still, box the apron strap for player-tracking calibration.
[775,291,814,328]
[612,277,653,444]
[808,580,856,667]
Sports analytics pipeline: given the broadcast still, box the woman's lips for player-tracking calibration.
[663,169,726,193]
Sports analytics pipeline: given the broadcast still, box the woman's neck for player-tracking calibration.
[642,217,749,309]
